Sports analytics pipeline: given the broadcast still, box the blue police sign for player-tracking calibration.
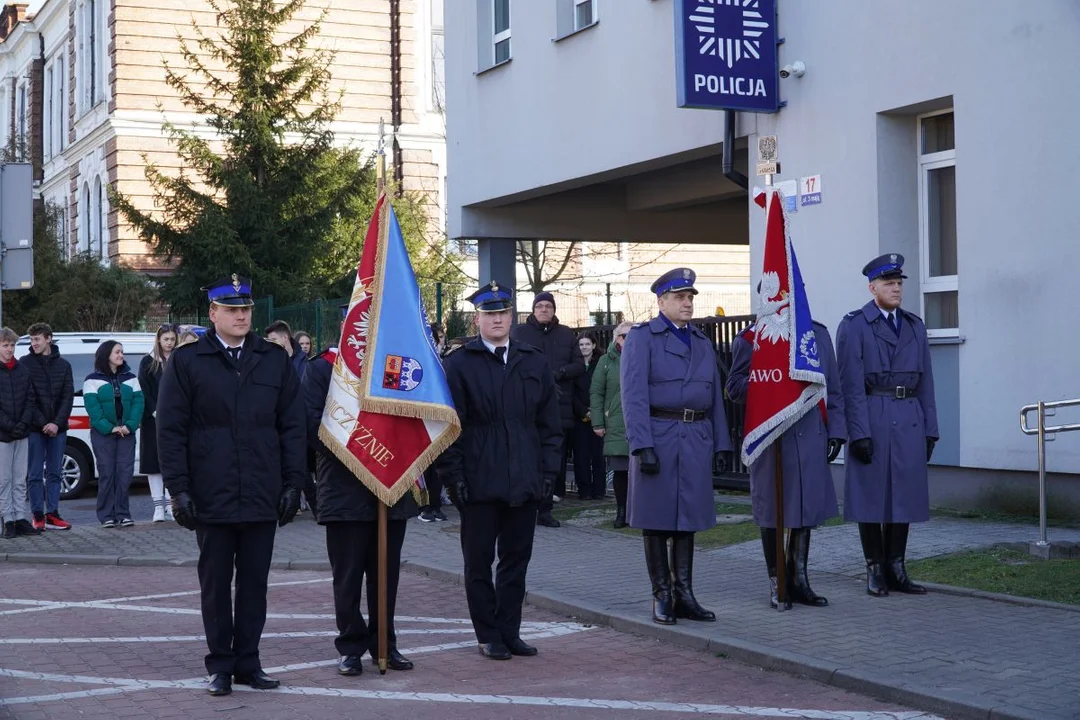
[674,0,779,113]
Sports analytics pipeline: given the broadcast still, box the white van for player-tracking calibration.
[16,332,158,499]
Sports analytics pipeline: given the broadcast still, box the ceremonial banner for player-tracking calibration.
[740,189,826,466]
[319,193,460,505]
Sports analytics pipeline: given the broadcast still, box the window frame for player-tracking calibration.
[492,0,511,66]
[574,0,597,31]
[917,108,958,337]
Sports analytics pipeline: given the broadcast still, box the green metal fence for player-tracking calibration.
[253,296,349,353]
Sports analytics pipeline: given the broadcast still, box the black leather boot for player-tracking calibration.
[671,533,715,621]
[858,523,889,597]
[885,523,928,594]
[643,535,675,625]
[613,505,627,529]
[786,528,827,606]
[759,528,791,609]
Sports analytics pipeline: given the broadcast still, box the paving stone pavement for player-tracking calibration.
[2,494,1079,720]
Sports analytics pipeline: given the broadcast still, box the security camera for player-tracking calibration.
[779,61,806,79]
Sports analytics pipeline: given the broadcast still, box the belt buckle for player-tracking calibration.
[894,386,906,400]
[682,408,695,422]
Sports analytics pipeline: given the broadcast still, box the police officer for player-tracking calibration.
[302,304,418,676]
[158,275,306,696]
[727,317,845,608]
[438,282,562,660]
[621,268,732,625]
[836,254,938,598]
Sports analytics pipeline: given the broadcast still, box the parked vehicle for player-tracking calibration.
[16,332,157,500]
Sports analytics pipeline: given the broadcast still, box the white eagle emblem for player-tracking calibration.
[754,271,790,349]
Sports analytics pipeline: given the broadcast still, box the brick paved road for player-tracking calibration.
[0,564,936,720]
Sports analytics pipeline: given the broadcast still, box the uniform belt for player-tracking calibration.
[866,385,917,400]
[650,407,707,422]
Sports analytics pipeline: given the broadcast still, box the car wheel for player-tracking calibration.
[59,444,93,500]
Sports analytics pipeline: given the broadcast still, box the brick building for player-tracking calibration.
[0,0,446,274]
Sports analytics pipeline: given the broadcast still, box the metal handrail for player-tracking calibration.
[1019,397,1080,546]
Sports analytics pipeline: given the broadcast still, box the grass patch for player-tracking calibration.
[907,546,1080,605]
[930,506,1080,528]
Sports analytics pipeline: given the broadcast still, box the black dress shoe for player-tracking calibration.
[536,512,561,528]
[507,638,538,656]
[207,673,232,696]
[387,649,414,671]
[233,670,280,689]
[478,642,512,660]
[338,655,363,676]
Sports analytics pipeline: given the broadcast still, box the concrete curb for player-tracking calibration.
[920,580,1080,614]
[0,551,1055,720]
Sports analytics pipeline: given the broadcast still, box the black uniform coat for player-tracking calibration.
[0,360,41,442]
[438,338,562,505]
[137,354,163,474]
[157,329,306,524]
[302,350,418,522]
[510,315,584,429]
[22,344,74,431]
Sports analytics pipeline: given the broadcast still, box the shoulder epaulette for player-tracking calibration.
[844,310,861,319]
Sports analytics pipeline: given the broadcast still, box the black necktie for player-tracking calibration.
[494,346,506,365]
[227,346,241,363]
[887,313,899,336]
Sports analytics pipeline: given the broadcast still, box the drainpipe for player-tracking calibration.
[722,109,747,190]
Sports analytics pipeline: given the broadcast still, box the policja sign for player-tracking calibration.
[674,0,780,112]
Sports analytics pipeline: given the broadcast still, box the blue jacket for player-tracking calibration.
[83,366,143,436]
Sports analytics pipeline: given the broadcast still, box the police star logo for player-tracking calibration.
[682,269,691,280]
[690,0,770,70]
[231,274,242,292]
[889,254,897,263]
[491,281,499,294]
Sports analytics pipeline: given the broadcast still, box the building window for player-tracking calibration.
[54,54,65,151]
[43,68,53,160]
[432,0,445,110]
[93,177,105,259]
[575,0,596,30]
[493,0,511,64]
[80,183,91,254]
[918,110,958,334]
[16,83,26,156]
[78,0,103,113]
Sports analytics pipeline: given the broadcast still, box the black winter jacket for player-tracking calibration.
[303,349,418,523]
[21,344,74,431]
[509,315,584,429]
[438,338,562,505]
[157,330,306,524]
[0,360,41,441]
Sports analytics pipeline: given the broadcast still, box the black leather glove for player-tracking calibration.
[171,491,197,531]
[542,475,554,500]
[849,438,873,465]
[638,447,660,475]
[12,422,26,438]
[827,439,845,463]
[278,486,301,527]
[713,451,727,475]
[449,480,469,511]
[926,437,937,462]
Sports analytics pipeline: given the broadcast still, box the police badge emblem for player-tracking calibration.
[231,274,242,292]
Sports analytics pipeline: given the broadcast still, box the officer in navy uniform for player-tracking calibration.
[158,275,306,696]
[302,304,418,676]
[438,282,562,660]
[620,268,731,625]
[836,254,938,598]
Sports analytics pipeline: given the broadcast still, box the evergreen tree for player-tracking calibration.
[114,0,384,311]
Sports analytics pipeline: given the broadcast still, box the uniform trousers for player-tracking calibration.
[325,520,407,657]
[460,501,538,645]
[195,521,277,675]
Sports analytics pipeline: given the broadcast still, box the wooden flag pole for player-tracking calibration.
[774,442,788,611]
[375,117,389,675]
[377,502,389,674]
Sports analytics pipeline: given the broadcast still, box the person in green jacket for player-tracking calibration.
[589,321,633,528]
[83,340,143,528]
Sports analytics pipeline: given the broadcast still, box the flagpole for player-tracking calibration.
[774,443,788,611]
[376,117,390,675]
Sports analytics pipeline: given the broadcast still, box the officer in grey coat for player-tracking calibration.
[621,268,731,626]
[836,253,938,598]
[727,320,844,608]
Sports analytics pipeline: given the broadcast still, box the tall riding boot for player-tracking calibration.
[786,528,827,606]
[613,505,627,529]
[643,534,676,625]
[759,527,791,609]
[612,471,628,528]
[885,523,928,594]
[858,523,889,597]
[671,533,715,621]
